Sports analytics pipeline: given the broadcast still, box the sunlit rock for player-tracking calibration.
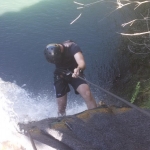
[0,141,25,150]
[19,105,150,150]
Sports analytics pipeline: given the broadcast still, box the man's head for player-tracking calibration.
[44,43,62,64]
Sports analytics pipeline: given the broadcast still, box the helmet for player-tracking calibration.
[44,43,62,64]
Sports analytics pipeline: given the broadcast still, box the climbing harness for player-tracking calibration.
[57,68,150,118]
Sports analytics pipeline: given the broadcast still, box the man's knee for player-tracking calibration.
[77,84,91,97]
[86,89,92,96]
[82,90,93,100]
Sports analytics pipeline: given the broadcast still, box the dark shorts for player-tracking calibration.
[54,73,87,98]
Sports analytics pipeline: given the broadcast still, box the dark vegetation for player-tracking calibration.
[111,3,150,108]
[73,1,150,108]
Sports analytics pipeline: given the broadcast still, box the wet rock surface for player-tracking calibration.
[19,105,150,150]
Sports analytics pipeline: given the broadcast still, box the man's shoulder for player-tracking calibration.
[62,40,75,48]
[62,40,82,55]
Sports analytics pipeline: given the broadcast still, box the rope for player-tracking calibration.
[58,68,150,117]
[78,75,150,117]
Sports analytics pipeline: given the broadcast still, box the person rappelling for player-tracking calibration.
[44,40,97,116]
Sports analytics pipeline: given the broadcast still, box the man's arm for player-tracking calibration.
[72,52,86,78]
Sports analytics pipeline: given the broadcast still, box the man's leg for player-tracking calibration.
[57,94,67,116]
[77,84,97,109]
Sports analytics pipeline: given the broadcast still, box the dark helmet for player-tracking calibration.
[44,43,62,64]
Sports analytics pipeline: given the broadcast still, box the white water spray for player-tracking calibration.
[0,78,86,149]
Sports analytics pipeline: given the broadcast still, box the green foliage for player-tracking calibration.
[130,82,140,104]
[142,98,150,109]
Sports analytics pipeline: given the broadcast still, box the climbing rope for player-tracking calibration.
[78,75,150,117]
[58,68,150,117]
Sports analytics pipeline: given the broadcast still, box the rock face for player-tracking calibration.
[19,105,150,150]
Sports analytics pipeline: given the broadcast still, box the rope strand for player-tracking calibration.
[77,75,150,117]
[58,68,150,117]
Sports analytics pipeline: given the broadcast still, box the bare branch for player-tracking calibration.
[70,13,82,25]
[134,1,150,10]
[127,37,145,45]
[122,18,150,27]
[77,7,84,9]
[144,44,150,50]
[74,1,84,6]
[99,8,119,22]
[120,31,150,36]
[122,20,137,27]
[73,0,150,23]
[128,45,150,54]
[84,0,104,7]
[146,9,150,38]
